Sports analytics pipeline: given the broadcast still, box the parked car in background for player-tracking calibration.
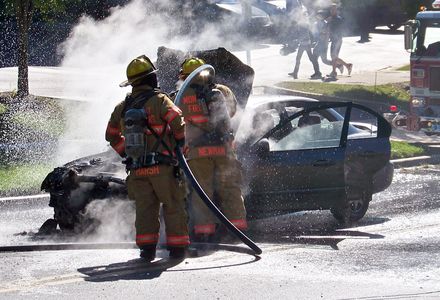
[300,0,408,33]
[342,0,408,32]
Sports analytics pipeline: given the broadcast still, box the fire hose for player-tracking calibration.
[174,64,262,255]
[0,242,258,256]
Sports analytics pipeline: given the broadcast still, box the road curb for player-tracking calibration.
[0,194,49,202]
[391,154,440,168]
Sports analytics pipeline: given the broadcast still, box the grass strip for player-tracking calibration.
[1,93,66,138]
[396,65,410,71]
[0,164,54,196]
[391,140,425,159]
[275,82,410,109]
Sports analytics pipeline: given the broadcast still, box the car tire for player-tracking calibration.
[331,192,371,223]
[54,205,77,231]
[38,218,58,234]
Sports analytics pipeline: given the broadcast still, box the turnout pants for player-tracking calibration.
[188,156,247,235]
[127,165,189,248]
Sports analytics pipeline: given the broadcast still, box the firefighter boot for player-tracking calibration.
[140,245,156,262]
[169,246,187,259]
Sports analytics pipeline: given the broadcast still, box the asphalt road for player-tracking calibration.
[0,165,439,299]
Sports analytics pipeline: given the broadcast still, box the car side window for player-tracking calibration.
[347,108,378,139]
[269,108,345,151]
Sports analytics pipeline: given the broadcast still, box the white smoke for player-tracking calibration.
[60,1,170,68]
[56,0,251,162]
[79,199,136,242]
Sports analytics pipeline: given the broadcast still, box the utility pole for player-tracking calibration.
[241,0,252,65]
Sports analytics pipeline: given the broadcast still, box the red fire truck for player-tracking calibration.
[404,0,440,135]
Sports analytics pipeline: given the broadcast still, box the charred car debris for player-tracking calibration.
[39,47,394,235]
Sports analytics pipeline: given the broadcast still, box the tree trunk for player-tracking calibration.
[16,0,33,99]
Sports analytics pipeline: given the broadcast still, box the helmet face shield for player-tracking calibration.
[120,55,157,87]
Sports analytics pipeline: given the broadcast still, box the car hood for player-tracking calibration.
[156,46,254,109]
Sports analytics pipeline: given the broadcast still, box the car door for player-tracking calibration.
[344,104,392,200]
[243,102,350,219]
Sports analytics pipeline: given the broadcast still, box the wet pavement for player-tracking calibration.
[0,166,439,299]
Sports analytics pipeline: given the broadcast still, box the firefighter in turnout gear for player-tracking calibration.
[106,55,189,261]
[176,57,247,242]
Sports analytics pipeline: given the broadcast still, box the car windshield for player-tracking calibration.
[415,19,440,56]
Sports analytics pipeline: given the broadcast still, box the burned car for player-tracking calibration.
[40,47,393,232]
[40,150,126,231]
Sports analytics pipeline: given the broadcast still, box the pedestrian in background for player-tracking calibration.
[327,4,353,79]
[288,16,322,80]
[312,9,333,68]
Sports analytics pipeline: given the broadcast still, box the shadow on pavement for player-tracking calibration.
[258,230,385,250]
[248,212,389,250]
[78,257,184,281]
[78,245,260,282]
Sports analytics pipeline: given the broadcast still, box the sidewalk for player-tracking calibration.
[309,69,409,86]
[391,154,440,168]
[233,32,410,87]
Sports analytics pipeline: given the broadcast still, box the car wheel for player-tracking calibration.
[331,192,371,223]
[54,205,77,231]
[38,218,58,234]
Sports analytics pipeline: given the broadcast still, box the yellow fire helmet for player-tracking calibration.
[119,55,157,87]
[180,57,206,76]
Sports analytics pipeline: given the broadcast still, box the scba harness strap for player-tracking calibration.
[189,83,214,117]
[123,90,177,170]
[187,84,234,146]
